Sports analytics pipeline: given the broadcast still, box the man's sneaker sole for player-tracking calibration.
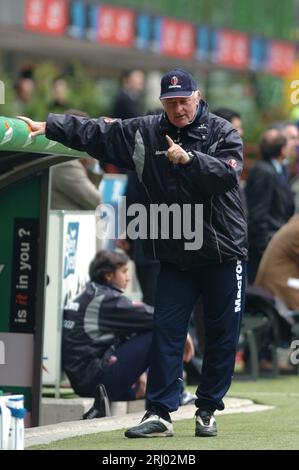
[125,420,173,438]
[195,428,217,437]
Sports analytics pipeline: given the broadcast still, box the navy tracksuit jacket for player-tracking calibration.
[47,101,247,412]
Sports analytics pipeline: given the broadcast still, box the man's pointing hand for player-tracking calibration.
[165,134,191,165]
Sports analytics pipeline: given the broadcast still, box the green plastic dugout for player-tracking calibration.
[0,116,85,426]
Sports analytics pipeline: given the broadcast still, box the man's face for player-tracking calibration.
[126,71,145,94]
[283,125,299,160]
[161,91,201,128]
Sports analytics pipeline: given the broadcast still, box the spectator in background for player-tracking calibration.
[50,76,70,114]
[13,68,35,115]
[268,121,299,211]
[283,123,299,163]
[212,108,243,136]
[269,122,299,165]
[51,110,102,210]
[254,214,299,372]
[276,124,299,211]
[255,214,299,311]
[106,69,145,174]
[51,157,102,210]
[246,129,295,283]
[113,69,145,120]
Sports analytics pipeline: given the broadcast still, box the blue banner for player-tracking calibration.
[151,17,162,53]
[196,25,211,61]
[136,13,151,50]
[69,1,86,39]
[64,222,79,279]
[99,176,127,204]
[210,29,219,63]
[86,3,98,42]
[250,38,268,71]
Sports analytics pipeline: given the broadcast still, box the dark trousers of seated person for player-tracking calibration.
[94,331,152,401]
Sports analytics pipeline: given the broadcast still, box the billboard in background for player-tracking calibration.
[266,41,296,76]
[23,1,297,77]
[97,5,135,47]
[215,30,250,69]
[25,0,68,36]
[63,222,79,279]
[42,212,96,387]
[24,0,44,32]
[9,218,38,334]
[160,18,195,59]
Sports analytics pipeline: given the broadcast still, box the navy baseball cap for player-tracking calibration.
[159,69,197,100]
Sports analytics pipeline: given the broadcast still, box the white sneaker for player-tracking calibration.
[195,409,217,437]
[125,407,173,438]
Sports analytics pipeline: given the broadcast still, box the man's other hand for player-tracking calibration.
[183,333,195,363]
[134,372,147,399]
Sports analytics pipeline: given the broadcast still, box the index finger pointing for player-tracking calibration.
[165,134,175,147]
[16,116,30,123]
[16,116,32,127]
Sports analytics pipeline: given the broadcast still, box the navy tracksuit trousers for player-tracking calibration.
[146,259,246,413]
[97,331,152,401]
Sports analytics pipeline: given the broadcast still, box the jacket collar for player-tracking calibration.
[90,281,123,294]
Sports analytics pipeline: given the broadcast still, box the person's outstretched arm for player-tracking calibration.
[17,114,140,171]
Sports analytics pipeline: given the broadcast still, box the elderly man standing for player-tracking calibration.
[18,69,247,438]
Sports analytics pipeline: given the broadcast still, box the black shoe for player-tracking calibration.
[195,409,217,437]
[82,384,110,420]
[124,406,173,438]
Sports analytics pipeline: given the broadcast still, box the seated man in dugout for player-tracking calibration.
[62,250,195,418]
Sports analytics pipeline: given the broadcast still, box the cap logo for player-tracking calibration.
[168,75,181,90]
[170,76,178,86]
